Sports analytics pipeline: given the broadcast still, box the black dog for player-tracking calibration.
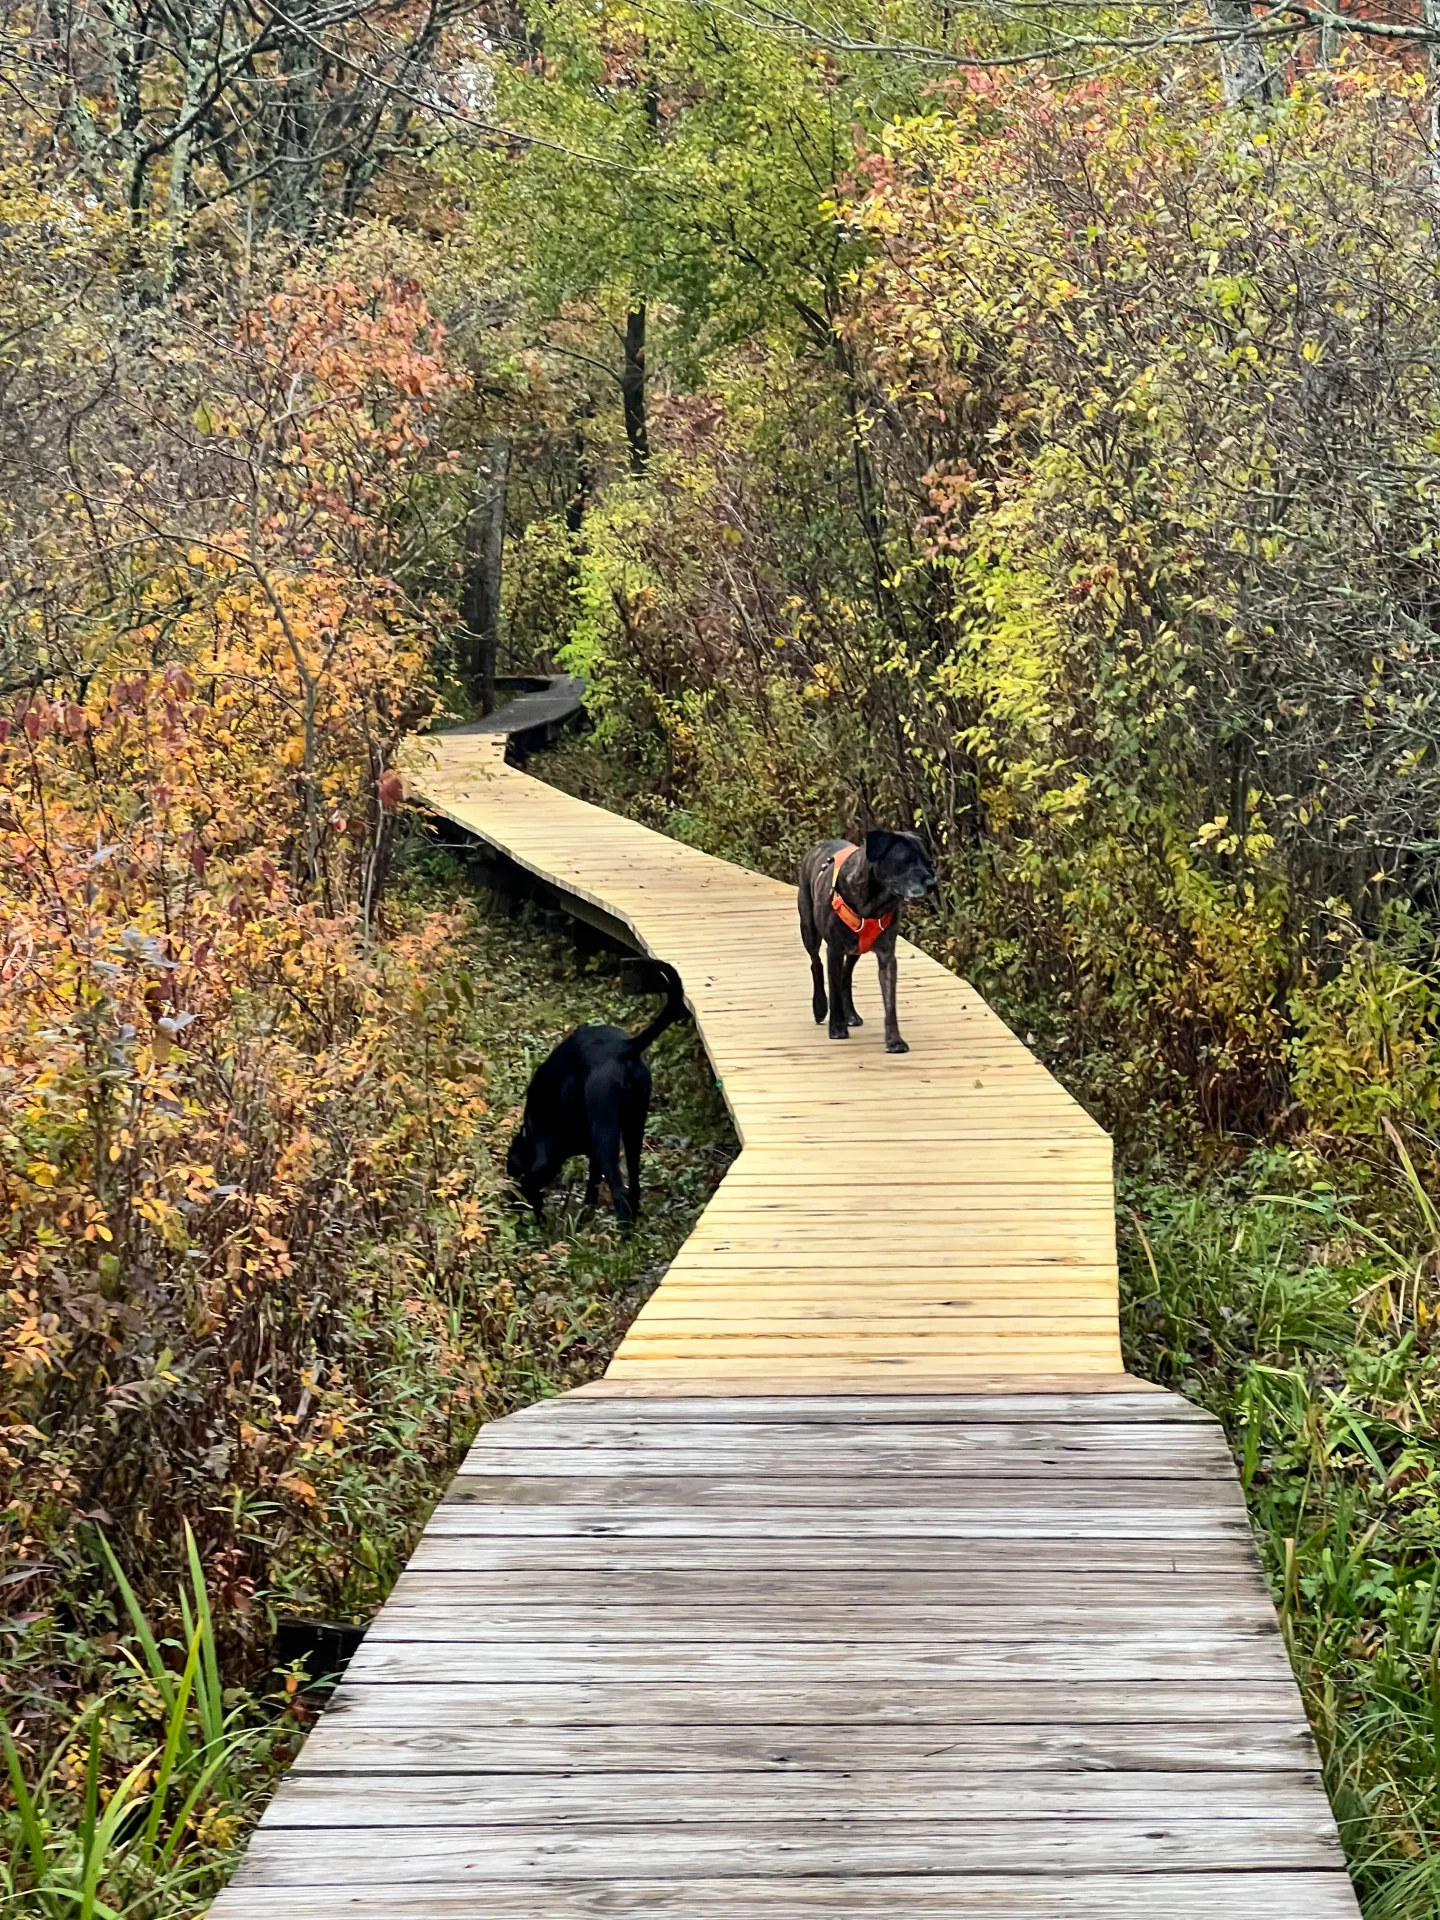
[798,831,936,1053]
[506,962,688,1225]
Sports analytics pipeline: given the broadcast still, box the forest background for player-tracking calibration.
[2,0,1440,1907]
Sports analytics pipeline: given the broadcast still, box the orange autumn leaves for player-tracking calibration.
[0,274,484,1601]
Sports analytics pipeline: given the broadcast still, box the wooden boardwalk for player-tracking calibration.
[448,675,587,755]
[207,730,1360,1919]
[415,731,1125,1389]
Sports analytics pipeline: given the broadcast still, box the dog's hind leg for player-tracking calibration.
[622,1081,649,1222]
[585,1071,635,1225]
[842,952,864,1027]
[798,878,826,1024]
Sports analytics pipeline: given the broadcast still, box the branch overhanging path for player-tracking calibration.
[205,720,1361,1919]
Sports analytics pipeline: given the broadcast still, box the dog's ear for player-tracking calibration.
[864,829,899,863]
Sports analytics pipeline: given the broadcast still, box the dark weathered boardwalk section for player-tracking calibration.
[206,728,1360,1920]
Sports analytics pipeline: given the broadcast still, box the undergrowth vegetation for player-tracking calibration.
[1119,1175,1440,1905]
[3,861,734,1914]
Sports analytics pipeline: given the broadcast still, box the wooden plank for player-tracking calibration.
[343,1641,1298,1686]
[604,1356,1134,1375]
[226,1817,1345,1881]
[295,1678,1313,1725]
[630,1271,1119,1287]
[288,1719,1318,1775]
[207,1873,1366,1918]
[596,1364,1141,1384]
[619,1314,1123,1334]
[614,1300,1117,1320]
[460,1439,1239,1475]
[475,1403,1206,1428]
[597,1365,1134,1382]
[440,1472,1250,1508]
[264,1771,1327,1826]
[363,1603,1279,1641]
[382,1568,1272,1605]
[455,1449,1240,1478]
[406,1536,1262,1573]
[423,1508,1253,1542]
[496,1390,1189,1420]
[650,1247,1117,1265]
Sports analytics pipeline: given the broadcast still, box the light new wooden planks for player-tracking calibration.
[406,727,1122,1384]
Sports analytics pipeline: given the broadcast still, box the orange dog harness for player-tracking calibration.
[831,844,895,955]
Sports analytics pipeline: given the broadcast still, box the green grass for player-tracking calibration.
[1121,1168,1440,1915]
[3,1530,276,1918]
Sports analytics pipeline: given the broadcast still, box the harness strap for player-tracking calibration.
[831,844,895,956]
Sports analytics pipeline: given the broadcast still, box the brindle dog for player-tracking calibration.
[798,831,937,1054]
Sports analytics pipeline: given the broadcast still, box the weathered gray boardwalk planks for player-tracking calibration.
[210,1394,1357,1917]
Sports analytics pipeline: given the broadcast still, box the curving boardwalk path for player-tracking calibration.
[207,728,1360,1920]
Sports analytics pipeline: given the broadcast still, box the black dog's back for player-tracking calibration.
[507,963,688,1224]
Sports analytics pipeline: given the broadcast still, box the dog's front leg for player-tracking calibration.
[877,942,907,1054]
[825,942,851,1041]
[842,953,864,1027]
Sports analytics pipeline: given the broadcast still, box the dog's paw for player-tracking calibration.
[847,1010,864,1027]
[886,1037,910,1055]
[812,1002,828,1025]
[828,1025,851,1041]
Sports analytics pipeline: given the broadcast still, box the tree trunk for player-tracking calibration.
[271,35,321,234]
[1426,0,1440,198]
[460,437,510,716]
[565,406,594,533]
[163,0,221,293]
[621,305,648,473]
[1205,0,1276,106]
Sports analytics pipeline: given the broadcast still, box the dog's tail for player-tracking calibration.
[623,961,689,1059]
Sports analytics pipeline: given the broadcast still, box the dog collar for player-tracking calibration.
[831,845,895,955]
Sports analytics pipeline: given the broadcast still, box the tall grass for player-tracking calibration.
[1121,1158,1440,1918]
[2,1527,271,1918]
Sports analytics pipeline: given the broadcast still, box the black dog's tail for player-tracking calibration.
[623,961,689,1059]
